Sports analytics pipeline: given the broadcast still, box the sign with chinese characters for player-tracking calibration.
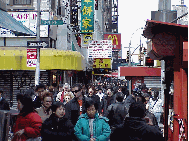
[81,0,94,33]
[104,33,121,50]
[88,40,112,58]
[0,12,49,37]
[27,49,37,67]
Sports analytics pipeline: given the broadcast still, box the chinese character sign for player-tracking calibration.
[104,33,121,50]
[81,0,94,33]
[27,49,37,67]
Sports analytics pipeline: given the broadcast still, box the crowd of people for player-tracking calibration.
[0,81,164,141]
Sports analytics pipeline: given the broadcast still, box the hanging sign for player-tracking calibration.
[104,33,121,50]
[27,49,37,67]
[88,40,112,58]
[81,0,94,33]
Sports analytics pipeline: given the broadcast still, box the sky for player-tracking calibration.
[118,0,188,63]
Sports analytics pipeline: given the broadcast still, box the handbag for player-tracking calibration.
[26,137,41,141]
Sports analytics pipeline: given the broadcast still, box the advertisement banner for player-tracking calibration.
[0,12,49,37]
[81,34,93,47]
[88,40,112,58]
[81,0,94,33]
[27,49,37,67]
[104,33,121,50]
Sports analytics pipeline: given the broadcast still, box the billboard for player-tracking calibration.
[0,12,49,37]
[81,34,93,47]
[88,40,112,58]
[81,0,94,33]
[104,33,121,50]
[93,58,111,69]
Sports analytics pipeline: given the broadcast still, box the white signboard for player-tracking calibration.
[88,40,112,58]
[0,12,49,37]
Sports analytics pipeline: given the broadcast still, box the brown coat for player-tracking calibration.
[36,106,52,123]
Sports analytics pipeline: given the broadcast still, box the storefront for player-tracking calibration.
[0,47,86,107]
[143,20,188,141]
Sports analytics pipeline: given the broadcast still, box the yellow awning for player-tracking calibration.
[0,47,86,70]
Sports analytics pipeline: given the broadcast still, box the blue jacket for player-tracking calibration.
[74,113,111,141]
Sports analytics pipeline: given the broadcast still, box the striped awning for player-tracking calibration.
[0,9,35,36]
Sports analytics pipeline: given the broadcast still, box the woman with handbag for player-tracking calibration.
[12,93,42,141]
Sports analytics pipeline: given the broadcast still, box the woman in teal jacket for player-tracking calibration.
[74,100,111,141]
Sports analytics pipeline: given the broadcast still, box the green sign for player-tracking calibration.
[81,0,94,33]
[41,20,64,25]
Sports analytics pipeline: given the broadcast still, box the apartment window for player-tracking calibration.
[13,0,31,5]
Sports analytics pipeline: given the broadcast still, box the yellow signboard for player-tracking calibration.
[93,58,111,68]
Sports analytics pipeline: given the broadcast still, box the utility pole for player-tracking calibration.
[128,41,131,95]
[35,0,41,86]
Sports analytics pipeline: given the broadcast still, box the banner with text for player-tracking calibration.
[104,33,121,50]
[81,0,94,33]
[88,40,112,58]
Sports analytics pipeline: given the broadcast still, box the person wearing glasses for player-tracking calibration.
[36,92,53,123]
[65,83,90,126]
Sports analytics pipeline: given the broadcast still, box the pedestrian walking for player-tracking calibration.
[107,92,127,133]
[0,88,10,110]
[33,84,46,109]
[110,101,164,141]
[86,85,102,115]
[96,87,105,102]
[12,94,42,141]
[41,102,74,141]
[101,87,116,117]
[74,100,111,141]
[36,92,53,123]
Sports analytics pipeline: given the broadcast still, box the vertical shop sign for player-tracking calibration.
[81,0,94,33]
[27,49,37,67]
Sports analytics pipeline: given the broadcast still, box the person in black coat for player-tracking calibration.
[101,87,116,117]
[107,92,127,131]
[41,102,74,141]
[65,83,90,126]
[33,84,46,109]
[0,89,10,110]
[86,85,102,115]
[110,101,164,141]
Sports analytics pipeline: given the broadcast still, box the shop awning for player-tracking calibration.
[120,66,161,77]
[143,20,188,41]
[0,9,35,36]
[0,47,86,70]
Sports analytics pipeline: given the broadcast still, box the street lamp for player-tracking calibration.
[128,27,144,66]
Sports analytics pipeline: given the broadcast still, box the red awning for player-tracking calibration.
[120,66,161,77]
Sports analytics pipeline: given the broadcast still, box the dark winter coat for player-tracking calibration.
[0,97,10,110]
[145,110,158,126]
[124,94,136,112]
[86,94,101,114]
[65,96,90,126]
[110,117,164,141]
[107,102,127,129]
[33,96,42,109]
[41,114,74,141]
[101,95,116,117]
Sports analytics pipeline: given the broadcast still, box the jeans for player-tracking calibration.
[154,112,162,125]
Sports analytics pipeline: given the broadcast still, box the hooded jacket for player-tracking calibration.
[110,117,164,141]
[74,113,111,141]
[41,113,74,141]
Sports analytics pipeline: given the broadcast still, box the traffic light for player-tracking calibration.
[126,51,129,62]
[143,48,147,55]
